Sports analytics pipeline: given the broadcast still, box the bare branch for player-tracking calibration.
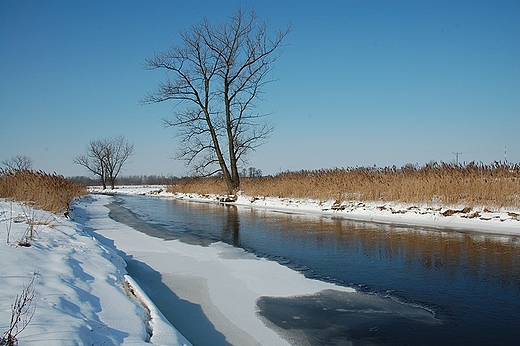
[1,155,33,172]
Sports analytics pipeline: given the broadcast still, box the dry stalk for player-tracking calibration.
[0,274,36,346]
[4,202,13,244]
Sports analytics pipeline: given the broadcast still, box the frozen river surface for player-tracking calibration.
[107,194,520,345]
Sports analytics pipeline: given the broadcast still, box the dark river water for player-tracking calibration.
[107,194,520,345]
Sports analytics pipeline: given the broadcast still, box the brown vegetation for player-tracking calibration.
[168,162,520,209]
[0,170,87,214]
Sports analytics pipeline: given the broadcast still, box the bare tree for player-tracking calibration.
[74,135,134,189]
[74,139,109,189]
[104,135,135,189]
[142,8,289,193]
[1,155,33,172]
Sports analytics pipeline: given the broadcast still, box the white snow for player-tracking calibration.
[0,199,190,346]
[1,185,518,345]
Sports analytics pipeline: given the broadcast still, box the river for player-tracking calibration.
[107,194,520,345]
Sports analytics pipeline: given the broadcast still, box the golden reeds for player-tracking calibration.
[0,170,87,214]
[168,162,520,209]
[167,176,227,195]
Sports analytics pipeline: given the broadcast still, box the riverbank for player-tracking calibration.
[92,185,520,236]
[0,198,191,346]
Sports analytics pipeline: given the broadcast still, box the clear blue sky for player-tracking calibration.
[1,0,519,177]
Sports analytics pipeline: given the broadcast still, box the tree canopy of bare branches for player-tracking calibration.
[74,135,134,189]
[1,155,33,172]
[142,8,290,193]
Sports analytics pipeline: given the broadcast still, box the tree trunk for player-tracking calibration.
[224,174,240,194]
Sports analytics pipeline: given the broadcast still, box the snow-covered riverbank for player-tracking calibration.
[0,198,190,346]
[1,185,518,345]
[93,185,520,236]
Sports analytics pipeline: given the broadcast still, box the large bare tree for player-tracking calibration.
[1,155,33,172]
[74,135,134,189]
[142,8,290,193]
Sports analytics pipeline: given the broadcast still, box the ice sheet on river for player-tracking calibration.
[258,289,440,345]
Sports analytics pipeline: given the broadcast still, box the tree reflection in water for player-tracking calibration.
[221,204,240,246]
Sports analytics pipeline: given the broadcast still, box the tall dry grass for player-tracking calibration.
[167,176,229,195]
[0,170,87,214]
[168,162,520,209]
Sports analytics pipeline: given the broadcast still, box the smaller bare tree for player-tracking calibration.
[74,139,109,189]
[74,135,134,189]
[104,135,135,189]
[1,155,33,172]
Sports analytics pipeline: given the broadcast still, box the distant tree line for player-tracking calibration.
[68,167,262,186]
[241,167,262,178]
[68,174,177,186]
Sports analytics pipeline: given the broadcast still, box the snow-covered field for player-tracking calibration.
[1,186,518,345]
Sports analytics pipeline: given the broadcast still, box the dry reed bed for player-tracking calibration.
[0,170,87,214]
[168,162,520,209]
